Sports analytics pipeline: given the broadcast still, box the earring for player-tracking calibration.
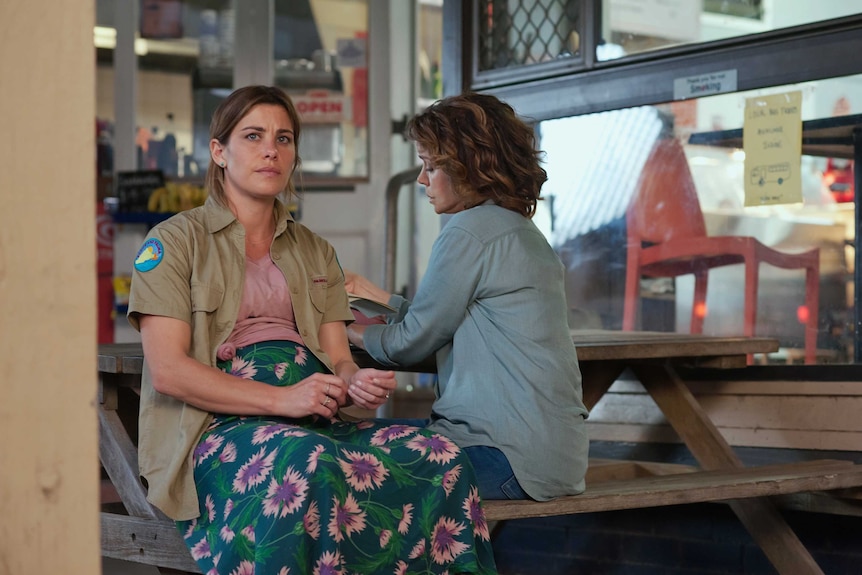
[220,162,226,167]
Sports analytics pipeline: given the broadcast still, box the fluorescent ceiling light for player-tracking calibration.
[94,26,199,57]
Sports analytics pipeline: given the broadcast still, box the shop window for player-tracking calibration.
[95,0,235,181]
[274,0,369,179]
[419,0,443,103]
[600,1,862,62]
[470,0,589,88]
[95,0,370,183]
[479,0,581,70]
[539,75,861,364]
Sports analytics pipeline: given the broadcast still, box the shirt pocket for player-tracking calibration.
[191,282,224,313]
[309,275,328,314]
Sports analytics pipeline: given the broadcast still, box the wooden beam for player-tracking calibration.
[633,363,826,575]
[484,459,862,521]
[99,409,158,520]
[101,514,200,573]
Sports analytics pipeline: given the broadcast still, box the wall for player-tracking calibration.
[0,1,100,573]
[587,376,862,451]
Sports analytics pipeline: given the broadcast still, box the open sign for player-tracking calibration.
[293,91,350,124]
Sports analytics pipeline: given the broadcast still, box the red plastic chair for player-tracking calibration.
[623,138,820,364]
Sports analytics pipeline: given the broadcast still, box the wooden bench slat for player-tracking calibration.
[483,459,862,521]
[584,458,698,482]
[100,459,862,573]
[102,513,201,574]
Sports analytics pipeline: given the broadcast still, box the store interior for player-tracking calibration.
[95,1,862,366]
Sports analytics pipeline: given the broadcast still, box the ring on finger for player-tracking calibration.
[326,382,331,395]
[385,392,390,399]
[323,396,331,406]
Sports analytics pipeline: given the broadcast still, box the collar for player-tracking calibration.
[203,196,295,236]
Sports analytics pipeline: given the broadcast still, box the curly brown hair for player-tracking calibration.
[405,92,547,218]
[205,85,303,207]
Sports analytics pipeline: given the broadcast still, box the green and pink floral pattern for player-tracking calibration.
[178,341,497,575]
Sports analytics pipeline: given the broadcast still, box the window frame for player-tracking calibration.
[465,0,596,91]
[442,1,862,367]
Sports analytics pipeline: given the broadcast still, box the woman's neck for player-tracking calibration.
[227,195,278,246]
[229,193,275,224]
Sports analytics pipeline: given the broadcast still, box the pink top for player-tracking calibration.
[216,255,305,360]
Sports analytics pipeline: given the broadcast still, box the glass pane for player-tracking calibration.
[600,1,862,62]
[144,1,234,180]
[275,0,369,178]
[478,0,581,71]
[95,0,235,181]
[539,75,861,364]
[96,0,371,185]
[419,0,443,102]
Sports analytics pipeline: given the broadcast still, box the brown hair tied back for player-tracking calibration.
[405,92,547,218]
[205,85,303,207]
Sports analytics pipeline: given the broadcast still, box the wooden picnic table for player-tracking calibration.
[98,330,862,575]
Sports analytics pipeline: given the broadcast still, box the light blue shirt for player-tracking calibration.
[363,204,589,500]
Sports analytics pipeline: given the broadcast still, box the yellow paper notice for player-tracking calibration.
[743,90,802,206]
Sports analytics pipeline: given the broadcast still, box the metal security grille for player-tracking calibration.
[479,0,581,72]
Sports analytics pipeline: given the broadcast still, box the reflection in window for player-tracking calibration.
[95,0,235,179]
[540,76,861,363]
[275,0,369,179]
[95,0,370,182]
[600,1,861,62]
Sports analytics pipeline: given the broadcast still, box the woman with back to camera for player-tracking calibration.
[127,85,497,575]
[347,92,590,502]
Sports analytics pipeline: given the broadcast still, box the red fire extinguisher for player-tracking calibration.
[97,201,115,343]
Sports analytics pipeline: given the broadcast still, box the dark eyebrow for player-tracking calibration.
[238,126,294,137]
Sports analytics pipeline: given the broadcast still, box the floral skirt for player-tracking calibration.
[178,340,497,575]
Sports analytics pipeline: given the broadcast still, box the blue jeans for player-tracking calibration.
[378,418,530,500]
[461,445,529,500]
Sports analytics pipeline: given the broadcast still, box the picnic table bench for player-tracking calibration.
[98,331,862,575]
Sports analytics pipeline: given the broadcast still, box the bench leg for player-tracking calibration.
[633,363,825,575]
[579,361,626,410]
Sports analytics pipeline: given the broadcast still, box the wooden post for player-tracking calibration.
[0,1,99,573]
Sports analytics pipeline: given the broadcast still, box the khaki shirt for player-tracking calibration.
[127,197,354,520]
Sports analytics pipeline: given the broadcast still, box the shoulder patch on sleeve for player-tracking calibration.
[134,238,164,272]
